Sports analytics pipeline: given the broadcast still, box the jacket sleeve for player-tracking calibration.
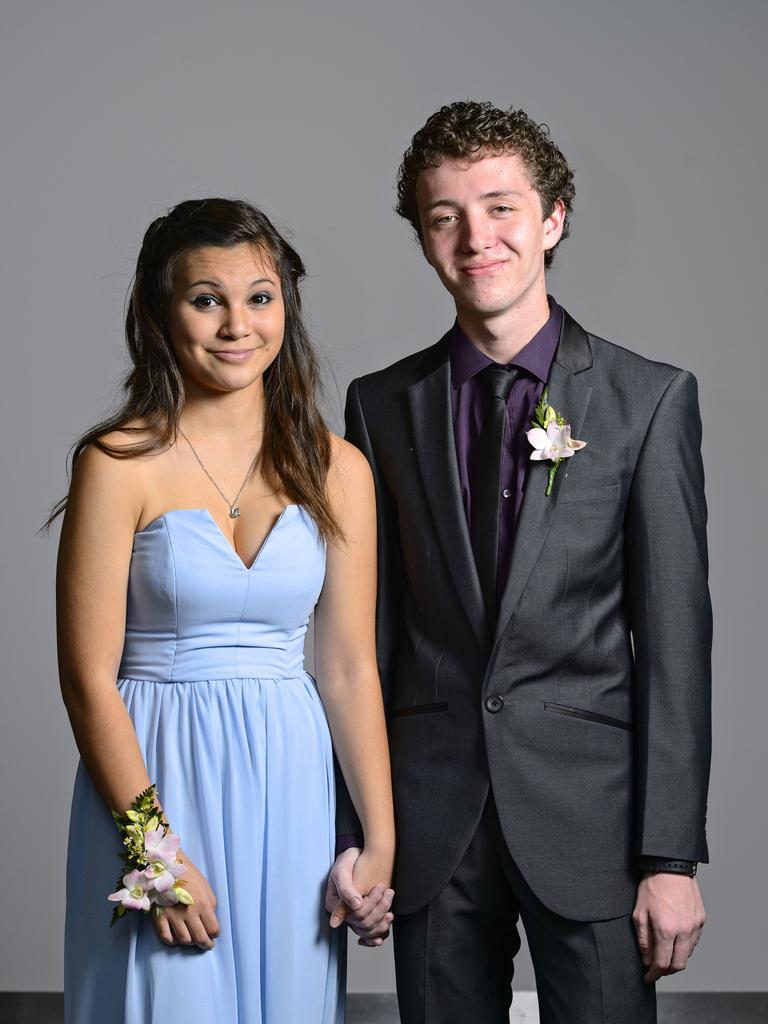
[625,369,712,862]
[333,378,404,840]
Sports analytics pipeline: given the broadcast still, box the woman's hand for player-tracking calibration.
[350,847,395,947]
[326,846,395,947]
[350,846,394,899]
[152,851,221,951]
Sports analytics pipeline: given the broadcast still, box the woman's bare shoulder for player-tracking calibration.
[69,421,170,522]
[328,432,372,482]
[326,432,374,511]
[96,417,167,454]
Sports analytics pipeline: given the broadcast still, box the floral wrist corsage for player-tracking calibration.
[107,784,193,926]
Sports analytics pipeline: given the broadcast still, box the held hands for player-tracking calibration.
[633,873,705,984]
[152,850,221,951]
[324,847,395,947]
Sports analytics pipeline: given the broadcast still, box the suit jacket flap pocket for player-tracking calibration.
[390,702,449,719]
[558,483,621,504]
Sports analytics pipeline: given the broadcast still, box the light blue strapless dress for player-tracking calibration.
[65,506,345,1024]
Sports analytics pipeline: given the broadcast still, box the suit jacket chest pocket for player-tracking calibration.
[544,483,625,573]
[558,483,621,505]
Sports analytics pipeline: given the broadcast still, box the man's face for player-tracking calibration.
[416,152,564,322]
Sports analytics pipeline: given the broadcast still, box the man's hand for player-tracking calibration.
[633,873,705,984]
[324,847,395,947]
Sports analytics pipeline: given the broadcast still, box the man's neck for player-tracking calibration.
[456,290,551,364]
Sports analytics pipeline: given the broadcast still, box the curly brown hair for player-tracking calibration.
[396,100,575,268]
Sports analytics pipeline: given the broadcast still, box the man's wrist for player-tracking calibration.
[638,856,697,877]
[335,833,363,856]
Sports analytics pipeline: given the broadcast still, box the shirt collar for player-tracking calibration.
[450,296,562,389]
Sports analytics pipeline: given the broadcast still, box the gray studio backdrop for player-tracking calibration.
[1,0,766,996]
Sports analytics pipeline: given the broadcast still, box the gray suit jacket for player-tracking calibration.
[341,309,711,921]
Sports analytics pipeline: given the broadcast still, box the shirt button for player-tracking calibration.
[502,489,512,499]
[485,694,504,714]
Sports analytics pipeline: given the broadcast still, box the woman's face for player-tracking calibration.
[168,242,285,396]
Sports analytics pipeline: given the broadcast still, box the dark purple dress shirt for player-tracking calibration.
[450,298,562,601]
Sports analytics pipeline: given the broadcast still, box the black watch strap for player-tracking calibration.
[639,856,697,877]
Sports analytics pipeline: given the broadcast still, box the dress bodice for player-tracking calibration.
[118,505,325,681]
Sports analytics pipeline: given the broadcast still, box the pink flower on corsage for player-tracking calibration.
[143,828,186,892]
[527,389,587,496]
[108,868,153,912]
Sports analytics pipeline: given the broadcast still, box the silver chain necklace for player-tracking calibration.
[179,428,261,519]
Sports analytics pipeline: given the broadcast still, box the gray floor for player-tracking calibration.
[1,992,767,1023]
[346,993,768,1023]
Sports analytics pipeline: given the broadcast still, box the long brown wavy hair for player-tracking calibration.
[46,198,342,541]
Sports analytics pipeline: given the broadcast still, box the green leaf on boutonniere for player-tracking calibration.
[531,389,549,430]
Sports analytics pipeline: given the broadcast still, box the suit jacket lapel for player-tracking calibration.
[494,312,594,646]
[407,344,490,651]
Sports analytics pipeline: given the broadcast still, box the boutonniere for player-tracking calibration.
[526,389,587,496]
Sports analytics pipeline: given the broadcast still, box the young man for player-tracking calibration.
[332,101,711,1023]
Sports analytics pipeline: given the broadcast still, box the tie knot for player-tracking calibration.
[480,364,519,402]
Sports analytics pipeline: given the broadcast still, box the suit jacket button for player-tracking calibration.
[485,694,504,713]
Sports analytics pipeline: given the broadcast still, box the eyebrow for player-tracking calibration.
[423,189,526,213]
[186,277,274,290]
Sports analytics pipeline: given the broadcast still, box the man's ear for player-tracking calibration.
[543,198,566,253]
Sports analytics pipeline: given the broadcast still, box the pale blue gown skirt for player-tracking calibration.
[65,506,345,1023]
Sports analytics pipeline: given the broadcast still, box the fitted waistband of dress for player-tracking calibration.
[118,641,307,683]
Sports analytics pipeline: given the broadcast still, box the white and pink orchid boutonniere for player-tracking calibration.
[107,784,193,926]
[527,389,587,496]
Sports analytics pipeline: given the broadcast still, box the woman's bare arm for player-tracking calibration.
[314,437,395,895]
[57,443,153,810]
[57,443,219,948]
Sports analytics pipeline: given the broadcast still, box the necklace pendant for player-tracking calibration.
[229,506,241,519]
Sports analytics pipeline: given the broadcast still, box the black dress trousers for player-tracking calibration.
[393,795,657,1024]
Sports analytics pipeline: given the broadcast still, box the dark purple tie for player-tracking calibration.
[471,364,519,619]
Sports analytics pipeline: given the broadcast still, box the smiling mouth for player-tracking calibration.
[208,349,255,362]
[461,261,508,277]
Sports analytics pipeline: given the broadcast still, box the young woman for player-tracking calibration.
[54,198,395,1023]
